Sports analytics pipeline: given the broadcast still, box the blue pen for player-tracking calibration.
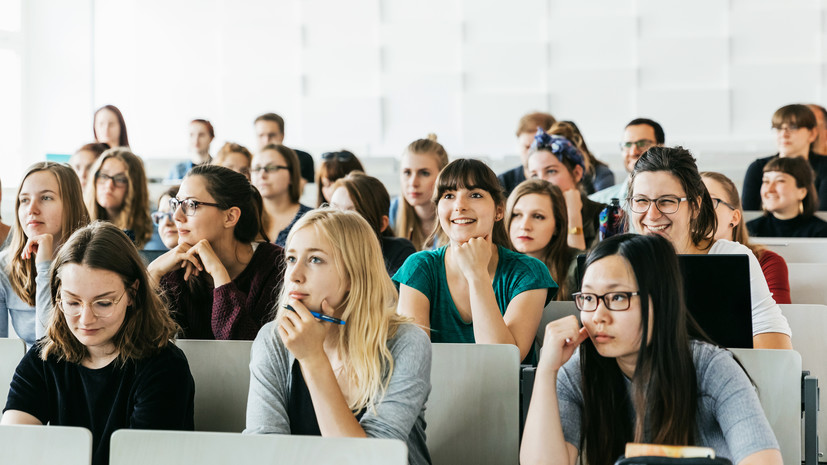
[284,304,346,325]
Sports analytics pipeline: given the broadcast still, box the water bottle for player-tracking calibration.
[598,198,626,241]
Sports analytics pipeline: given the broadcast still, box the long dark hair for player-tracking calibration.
[579,233,698,465]
[93,105,130,147]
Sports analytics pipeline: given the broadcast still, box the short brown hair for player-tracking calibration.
[772,104,817,130]
[763,156,818,217]
[516,111,556,136]
[254,113,285,134]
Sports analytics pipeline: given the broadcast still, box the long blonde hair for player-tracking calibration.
[699,171,765,259]
[274,208,406,412]
[396,134,449,250]
[8,162,90,305]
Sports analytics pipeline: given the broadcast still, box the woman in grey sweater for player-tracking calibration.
[244,208,432,465]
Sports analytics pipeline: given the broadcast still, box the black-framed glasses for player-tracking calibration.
[251,164,289,174]
[96,172,129,187]
[711,197,736,211]
[56,288,128,318]
[626,195,687,214]
[151,211,173,225]
[321,151,353,162]
[619,139,655,151]
[169,197,223,216]
[572,291,640,312]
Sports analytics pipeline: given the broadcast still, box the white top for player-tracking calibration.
[709,239,791,336]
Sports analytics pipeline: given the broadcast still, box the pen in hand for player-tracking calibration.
[283,304,346,325]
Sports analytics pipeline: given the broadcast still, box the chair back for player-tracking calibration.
[787,263,827,305]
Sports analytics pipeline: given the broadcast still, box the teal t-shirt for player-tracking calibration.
[393,245,557,352]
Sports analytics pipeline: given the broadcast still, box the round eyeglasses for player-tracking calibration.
[56,288,128,318]
[626,195,687,214]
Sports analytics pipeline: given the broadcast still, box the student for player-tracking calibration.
[330,172,416,276]
[394,159,556,362]
[251,144,312,248]
[742,104,827,210]
[701,172,791,304]
[0,162,90,347]
[212,142,253,180]
[390,134,450,251]
[244,209,431,465]
[2,222,195,465]
[85,148,152,249]
[521,233,782,465]
[168,119,215,181]
[254,112,315,192]
[628,146,792,349]
[315,150,364,207]
[498,111,557,197]
[93,104,129,148]
[549,121,614,194]
[148,164,284,340]
[505,179,577,301]
[527,129,606,250]
[747,157,827,237]
[70,142,110,191]
[152,186,180,250]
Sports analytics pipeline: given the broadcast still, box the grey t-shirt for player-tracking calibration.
[557,341,779,464]
[244,321,432,465]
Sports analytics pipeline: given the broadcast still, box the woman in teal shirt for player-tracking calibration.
[394,159,557,362]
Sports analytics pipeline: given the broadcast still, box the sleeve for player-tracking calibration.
[3,347,48,423]
[745,218,760,237]
[703,349,779,464]
[211,256,283,340]
[391,251,435,302]
[741,160,764,211]
[743,245,791,336]
[385,240,416,277]
[34,261,52,341]
[0,275,10,339]
[507,254,558,303]
[815,163,827,211]
[129,347,195,430]
[556,357,583,450]
[360,325,431,441]
[592,165,616,192]
[244,322,292,434]
[758,251,791,305]
[388,197,399,231]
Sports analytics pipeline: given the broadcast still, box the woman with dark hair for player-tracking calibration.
[527,129,606,250]
[330,171,416,276]
[521,233,782,465]
[629,146,791,349]
[315,150,364,207]
[742,103,827,210]
[85,148,153,249]
[70,142,110,191]
[747,157,827,237]
[167,119,216,181]
[701,171,791,304]
[152,186,180,250]
[252,144,312,248]
[394,159,556,362]
[148,164,285,340]
[549,121,614,194]
[505,179,577,301]
[2,222,194,465]
[93,105,129,148]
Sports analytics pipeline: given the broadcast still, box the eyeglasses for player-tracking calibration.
[169,197,223,216]
[321,151,353,162]
[96,172,129,187]
[251,164,289,174]
[572,291,640,312]
[151,211,173,225]
[56,288,128,318]
[772,124,802,133]
[627,195,687,214]
[711,197,736,211]
[619,139,655,151]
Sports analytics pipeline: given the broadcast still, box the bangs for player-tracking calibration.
[434,159,504,202]
[772,104,816,129]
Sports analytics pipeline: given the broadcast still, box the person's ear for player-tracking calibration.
[380,215,390,233]
[796,186,808,202]
[808,128,818,144]
[730,207,742,228]
[495,204,505,222]
[224,206,242,229]
[572,165,584,184]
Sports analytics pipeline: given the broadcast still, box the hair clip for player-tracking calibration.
[531,127,585,169]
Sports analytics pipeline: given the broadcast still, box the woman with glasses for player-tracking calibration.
[0,162,90,347]
[85,148,152,249]
[747,157,827,238]
[2,222,194,465]
[628,146,791,349]
[152,186,180,250]
[315,150,364,207]
[521,233,782,465]
[212,142,253,180]
[251,144,312,248]
[742,104,827,210]
[701,171,791,304]
[147,164,285,340]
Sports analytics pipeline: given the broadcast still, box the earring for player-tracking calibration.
[728,223,734,228]
[800,201,804,215]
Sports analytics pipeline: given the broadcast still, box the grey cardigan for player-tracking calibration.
[244,321,432,465]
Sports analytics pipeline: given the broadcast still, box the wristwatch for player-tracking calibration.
[568,226,583,235]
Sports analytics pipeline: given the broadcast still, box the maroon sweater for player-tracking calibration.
[160,242,285,340]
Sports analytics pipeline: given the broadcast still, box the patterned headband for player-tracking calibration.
[531,127,585,170]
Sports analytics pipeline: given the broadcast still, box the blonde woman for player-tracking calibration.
[390,134,450,250]
[85,148,152,248]
[245,208,431,465]
[1,162,89,346]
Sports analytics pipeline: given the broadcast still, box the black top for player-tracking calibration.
[294,149,316,184]
[287,360,365,435]
[497,165,526,198]
[741,151,827,211]
[746,214,827,238]
[4,344,195,465]
[381,235,416,276]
